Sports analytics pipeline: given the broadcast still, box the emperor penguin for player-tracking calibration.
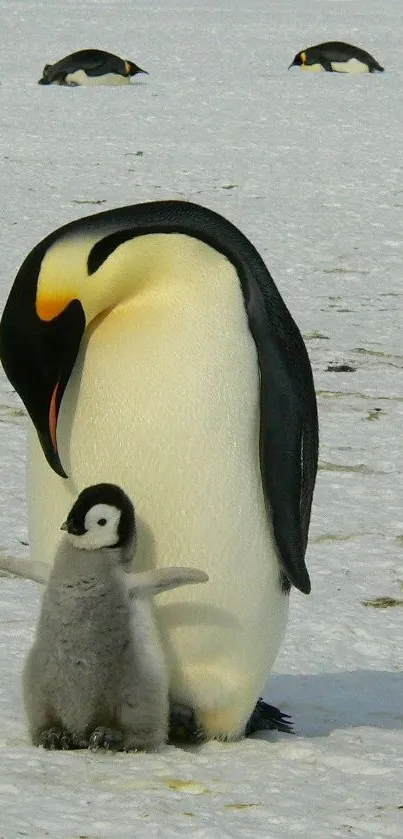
[38,49,148,86]
[288,41,384,73]
[0,200,318,741]
[23,482,208,750]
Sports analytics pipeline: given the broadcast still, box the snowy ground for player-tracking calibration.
[0,0,402,836]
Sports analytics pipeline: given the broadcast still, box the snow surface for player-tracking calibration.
[0,0,402,836]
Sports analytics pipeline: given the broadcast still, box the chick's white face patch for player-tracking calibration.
[69,503,121,550]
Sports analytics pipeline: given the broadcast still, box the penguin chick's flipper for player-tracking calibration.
[125,567,209,598]
[0,555,50,585]
[244,698,293,736]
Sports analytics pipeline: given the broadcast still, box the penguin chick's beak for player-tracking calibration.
[60,519,87,535]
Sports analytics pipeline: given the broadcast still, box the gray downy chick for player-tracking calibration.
[23,483,208,751]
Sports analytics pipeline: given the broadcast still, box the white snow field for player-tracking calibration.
[0,0,402,836]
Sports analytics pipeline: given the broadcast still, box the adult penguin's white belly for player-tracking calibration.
[64,70,132,86]
[26,234,289,740]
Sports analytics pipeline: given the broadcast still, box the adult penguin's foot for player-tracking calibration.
[169,698,293,743]
[244,698,293,736]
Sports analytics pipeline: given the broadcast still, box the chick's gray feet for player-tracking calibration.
[39,728,88,750]
[89,727,124,751]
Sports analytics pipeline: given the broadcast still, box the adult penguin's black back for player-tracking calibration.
[289,41,384,73]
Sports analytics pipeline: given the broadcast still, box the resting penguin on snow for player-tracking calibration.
[22,482,208,750]
[288,41,384,73]
[0,199,318,742]
[38,49,148,86]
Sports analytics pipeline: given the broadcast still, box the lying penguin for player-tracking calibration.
[38,48,148,86]
[288,41,384,73]
[19,483,208,750]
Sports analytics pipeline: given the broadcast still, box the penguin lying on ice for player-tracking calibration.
[0,200,318,741]
[38,49,148,86]
[288,41,384,73]
[22,483,208,750]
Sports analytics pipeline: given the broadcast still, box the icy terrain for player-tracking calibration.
[0,0,402,836]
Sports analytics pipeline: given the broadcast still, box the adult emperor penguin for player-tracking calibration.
[0,200,318,741]
[288,41,384,73]
[38,49,148,86]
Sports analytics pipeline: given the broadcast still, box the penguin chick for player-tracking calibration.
[288,41,384,73]
[23,483,208,751]
[38,49,148,86]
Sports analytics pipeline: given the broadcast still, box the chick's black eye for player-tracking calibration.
[98,518,107,526]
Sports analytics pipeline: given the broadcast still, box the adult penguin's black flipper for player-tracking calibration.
[236,246,318,594]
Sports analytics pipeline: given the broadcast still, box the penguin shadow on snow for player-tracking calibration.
[263,670,402,738]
